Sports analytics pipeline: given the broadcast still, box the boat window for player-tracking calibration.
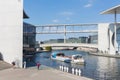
[57,53,65,56]
[74,55,82,59]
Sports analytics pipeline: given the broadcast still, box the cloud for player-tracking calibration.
[84,3,92,8]
[52,19,59,23]
[59,11,74,16]
[84,0,95,8]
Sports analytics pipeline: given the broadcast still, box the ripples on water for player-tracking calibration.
[32,50,120,80]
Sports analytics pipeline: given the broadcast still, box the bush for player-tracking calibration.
[45,46,52,51]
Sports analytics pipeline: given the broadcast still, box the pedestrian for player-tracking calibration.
[36,62,41,70]
[12,61,15,69]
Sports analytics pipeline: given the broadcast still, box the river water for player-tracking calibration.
[28,50,120,80]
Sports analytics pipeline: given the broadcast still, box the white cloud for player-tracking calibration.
[60,11,74,16]
[84,3,92,8]
[52,19,59,23]
[84,0,95,8]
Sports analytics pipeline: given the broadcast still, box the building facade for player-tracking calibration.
[0,0,23,67]
[98,23,120,55]
[0,0,36,68]
[23,22,36,54]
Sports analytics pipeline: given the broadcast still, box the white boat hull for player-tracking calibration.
[71,59,84,64]
[51,56,71,62]
[51,53,85,64]
[71,54,85,64]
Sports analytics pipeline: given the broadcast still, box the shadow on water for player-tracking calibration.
[0,52,4,60]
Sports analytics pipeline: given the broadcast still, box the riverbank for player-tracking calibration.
[76,47,98,53]
[89,52,120,58]
[76,47,120,58]
[0,61,92,80]
[36,46,120,59]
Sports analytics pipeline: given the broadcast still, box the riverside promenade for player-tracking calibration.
[0,61,12,70]
[0,61,92,80]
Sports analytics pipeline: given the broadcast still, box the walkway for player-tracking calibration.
[0,61,92,80]
[0,61,12,70]
[0,68,92,80]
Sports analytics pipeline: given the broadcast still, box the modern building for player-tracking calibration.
[23,22,36,54]
[0,0,23,67]
[90,35,98,44]
[98,5,120,55]
[44,39,57,43]
[67,37,81,43]
[79,37,88,43]
[57,39,64,43]
[98,23,120,55]
[0,0,36,68]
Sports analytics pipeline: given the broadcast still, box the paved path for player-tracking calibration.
[0,61,92,80]
[0,61,12,70]
[0,68,92,80]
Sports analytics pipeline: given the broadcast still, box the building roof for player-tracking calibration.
[23,10,29,19]
[101,5,120,14]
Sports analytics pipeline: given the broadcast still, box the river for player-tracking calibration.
[27,50,120,80]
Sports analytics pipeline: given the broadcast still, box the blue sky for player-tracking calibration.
[24,0,120,41]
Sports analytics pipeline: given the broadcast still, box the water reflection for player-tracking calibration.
[96,57,119,79]
[33,50,120,80]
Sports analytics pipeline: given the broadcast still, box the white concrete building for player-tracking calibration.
[0,0,23,67]
[98,23,120,55]
[98,5,120,55]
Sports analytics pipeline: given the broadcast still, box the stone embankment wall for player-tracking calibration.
[76,47,98,53]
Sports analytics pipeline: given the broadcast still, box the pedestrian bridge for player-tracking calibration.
[40,43,98,48]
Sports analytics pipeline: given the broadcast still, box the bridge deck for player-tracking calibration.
[40,43,98,48]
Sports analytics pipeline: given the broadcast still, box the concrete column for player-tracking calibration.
[114,11,117,54]
[64,25,66,43]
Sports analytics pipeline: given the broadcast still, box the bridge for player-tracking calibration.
[35,24,98,50]
[35,24,98,43]
[40,43,98,49]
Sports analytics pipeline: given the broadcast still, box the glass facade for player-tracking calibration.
[117,27,120,52]
[23,22,36,53]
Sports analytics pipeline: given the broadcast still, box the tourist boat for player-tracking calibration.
[71,54,85,64]
[51,52,85,64]
[51,52,71,63]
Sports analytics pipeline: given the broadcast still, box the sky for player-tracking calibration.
[24,0,120,41]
